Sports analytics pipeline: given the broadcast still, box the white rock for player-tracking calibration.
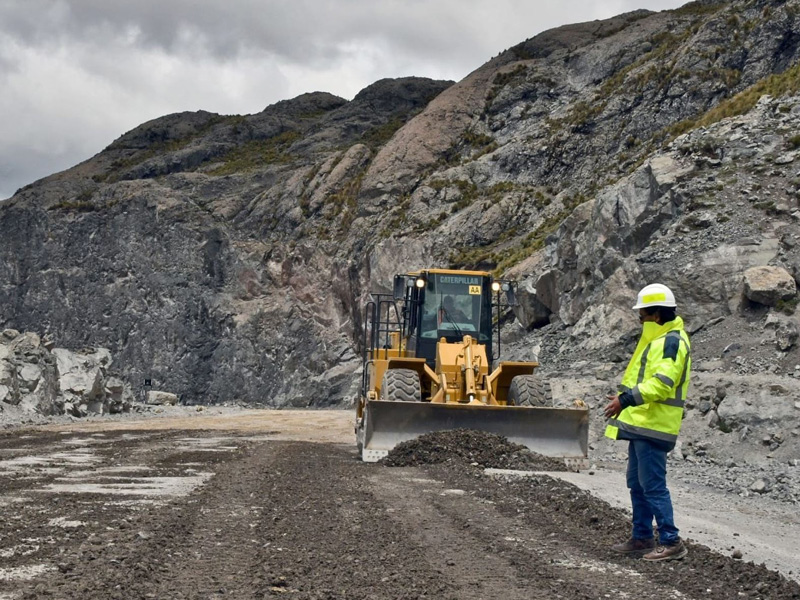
[18,364,42,392]
[53,348,105,400]
[774,151,797,165]
[145,390,179,406]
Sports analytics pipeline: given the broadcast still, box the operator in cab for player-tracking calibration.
[439,295,469,324]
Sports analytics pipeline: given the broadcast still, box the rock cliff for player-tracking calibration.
[2,0,800,409]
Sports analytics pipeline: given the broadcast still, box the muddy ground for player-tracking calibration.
[0,411,798,600]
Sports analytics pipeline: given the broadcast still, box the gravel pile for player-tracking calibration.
[382,429,569,471]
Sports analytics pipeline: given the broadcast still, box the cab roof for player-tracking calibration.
[406,269,491,277]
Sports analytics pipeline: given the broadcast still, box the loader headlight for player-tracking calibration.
[415,278,426,288]
[491,281,501,292]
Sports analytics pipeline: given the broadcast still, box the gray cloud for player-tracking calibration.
[0,0,687,199]
[1,1,687,70]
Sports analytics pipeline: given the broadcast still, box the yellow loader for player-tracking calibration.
[355,269,589,465]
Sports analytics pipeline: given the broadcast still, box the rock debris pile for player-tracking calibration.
[0,328,137,420]
[382,429,569,471]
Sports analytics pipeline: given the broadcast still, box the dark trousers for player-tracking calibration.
[626,438,679,545]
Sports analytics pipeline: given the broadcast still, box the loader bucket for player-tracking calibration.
[360,400,589,467]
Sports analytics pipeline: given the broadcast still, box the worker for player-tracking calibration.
[603,283,691,562]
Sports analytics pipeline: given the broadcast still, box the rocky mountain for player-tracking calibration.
[2,0,800,415]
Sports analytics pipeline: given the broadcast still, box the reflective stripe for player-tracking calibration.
[637,344,650,383]
[655,373,675,387]
[655,330,690,404]
[656,398,685,408]
[632,386,644,406]
[642,292,667,304]
[607,419,678,443]
[675,338,691,402]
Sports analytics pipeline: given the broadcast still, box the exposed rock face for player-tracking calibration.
[2,1,800,406]
[0,330,135,416]
[0,78,451,406]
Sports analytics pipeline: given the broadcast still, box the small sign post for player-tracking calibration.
[142,379,152,403]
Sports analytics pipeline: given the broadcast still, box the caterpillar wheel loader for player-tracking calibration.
[355,269,589,466]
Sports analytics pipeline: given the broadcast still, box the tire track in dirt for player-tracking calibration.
[248,442,453,599]
[427,464,800,600]
[23,439,456,599]
[369,469,543,600]
[370,467,695,600]
[120,445,280,599]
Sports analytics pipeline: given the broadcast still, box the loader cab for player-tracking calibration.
[397,270,494,369]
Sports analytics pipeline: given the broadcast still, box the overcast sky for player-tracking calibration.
[0,0,687,200]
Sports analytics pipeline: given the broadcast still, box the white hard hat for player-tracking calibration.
[632,283,677,309]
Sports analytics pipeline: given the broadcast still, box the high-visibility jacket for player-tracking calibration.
[605,317,691,446]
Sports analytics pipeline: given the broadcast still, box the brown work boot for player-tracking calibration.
[611,537,656,555]
[643,539,688,562]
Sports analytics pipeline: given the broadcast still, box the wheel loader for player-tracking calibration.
[355,269,589,465]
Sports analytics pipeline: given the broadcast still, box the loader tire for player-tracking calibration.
[508,375,553,407]
[380,369,421,403]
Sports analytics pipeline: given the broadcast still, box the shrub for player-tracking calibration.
[666,63,800,142]
[776,296,799,315]
[360,117,407,149]
[49,200,96,212]
[210,130,300,175]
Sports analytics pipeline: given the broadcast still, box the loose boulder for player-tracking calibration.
[146,391,179,406]
[104,377,132,414]
[743,266,796,307]
[53,348,109,411]
[716,391,798,431]
[776,319,799,351]
[514,282,552,329]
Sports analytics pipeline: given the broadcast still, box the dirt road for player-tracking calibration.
[0,409,797,599]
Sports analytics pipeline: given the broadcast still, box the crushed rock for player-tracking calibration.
[381,429,569,471]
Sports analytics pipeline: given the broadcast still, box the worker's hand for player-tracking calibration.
[604,395,623,420]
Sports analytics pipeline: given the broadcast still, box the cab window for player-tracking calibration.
[420,274,489,341]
